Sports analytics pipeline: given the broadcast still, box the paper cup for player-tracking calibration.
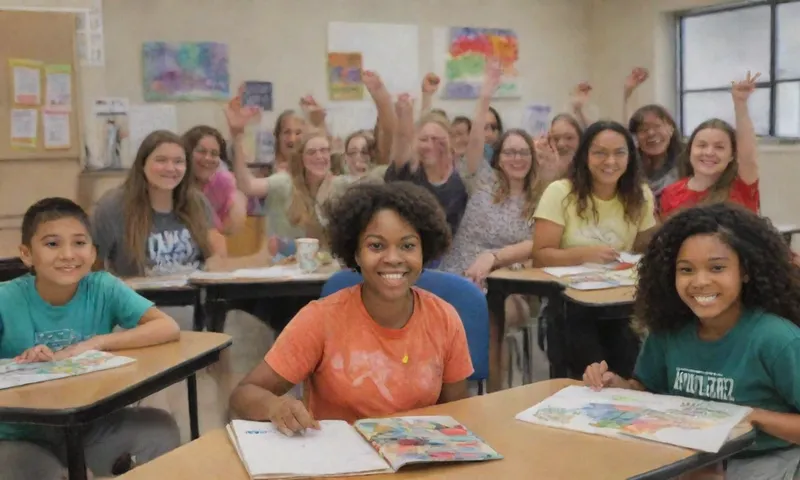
[295,238,320,273]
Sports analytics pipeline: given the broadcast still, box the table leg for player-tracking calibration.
[192,297,206,332]
[206,298,228,334]
[64,427,87,480]
[548,300,569,379]
[187,373,200,440]
[486,289,507,391]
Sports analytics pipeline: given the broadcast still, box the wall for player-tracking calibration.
[588,0,800,236]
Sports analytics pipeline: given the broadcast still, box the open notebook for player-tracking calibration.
[0,350,135,390]
[516,386,751,453]
[227,416,502,479]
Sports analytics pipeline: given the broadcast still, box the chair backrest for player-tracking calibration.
[320,269,489,382]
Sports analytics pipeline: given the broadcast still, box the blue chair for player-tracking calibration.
[321,269,490,394]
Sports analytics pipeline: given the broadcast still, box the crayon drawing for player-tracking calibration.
[444,27,519,99]
[327,52,364,101]
[0,351,135,390]
[142,42,230,101]
[354,416,501,470]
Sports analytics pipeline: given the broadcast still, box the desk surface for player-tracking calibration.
[119,379,752,480]
[190,262,342,285]
[0,332,230,413]
[489,267,636,306]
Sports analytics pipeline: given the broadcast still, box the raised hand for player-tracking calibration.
[731,71,760,103]
[361,70,383,94]
[224,88,261,136]
[623,67,649,96]
[300,95,326,127]
[570,82,592,109]
[394,93,414,120]
[421,73,441,95]
[480,58,503,98]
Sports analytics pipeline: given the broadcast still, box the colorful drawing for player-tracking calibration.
[354,416,502,470]
[327,52,364,101]
[565,268,638,291]
[444,27,519,99]
[516,386,751,453]
[0,351,135,390]
[142,42,230,101]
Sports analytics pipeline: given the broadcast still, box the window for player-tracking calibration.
[679,0,800,137]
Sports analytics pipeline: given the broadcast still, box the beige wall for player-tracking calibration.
[588,0,800,237]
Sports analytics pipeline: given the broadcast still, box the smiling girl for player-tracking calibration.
[92,130,221,277]
[585,203,800,480]
[660,72,760,218]
[230,182,472,435]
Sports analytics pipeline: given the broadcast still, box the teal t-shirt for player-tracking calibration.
[634,309,800,453]
[0,271,153,442]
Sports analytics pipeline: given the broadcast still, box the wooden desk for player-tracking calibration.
[191,263,342,333]
[119,379,755,480]
[0,255,26,282]
[0,331,232,480]
[124,276,205,332]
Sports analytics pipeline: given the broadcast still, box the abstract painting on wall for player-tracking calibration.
[142,42,230,101]
[444,27,519,99]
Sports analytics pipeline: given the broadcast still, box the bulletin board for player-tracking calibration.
[0,10,82,161]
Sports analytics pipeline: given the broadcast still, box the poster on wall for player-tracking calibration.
[243,81,273,111]
[327,52,364,101]
[10,59,42,106]
[76,0,105,66]
[141,42,230,101]
[444,27,519,100]
[44,64,73,112]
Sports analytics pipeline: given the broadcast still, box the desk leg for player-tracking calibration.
[65,427,87,480]
[187,373,200,440]
[548,300,569,379]
[486,289,507,392]
[192,297,206,332]
[206,298,228,334]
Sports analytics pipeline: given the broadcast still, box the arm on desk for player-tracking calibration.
[532,219,618,266]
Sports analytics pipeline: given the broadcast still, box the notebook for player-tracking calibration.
[516,386,751,453]
[227,415,502,479]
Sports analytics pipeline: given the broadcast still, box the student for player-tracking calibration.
[183,125,247,234]
[623,68,683,206]
[451,116,472,160]
[660,72,760,218]
[92,130,222,277]
[532,120,657,377]
[271,110,305,173]
[341,130,387,182]
[585,203,800,480]
[484,106,503,158]
[230,182,473,435]
[0,197,181,479]
[533,114,583,182]
[384,94,468,236]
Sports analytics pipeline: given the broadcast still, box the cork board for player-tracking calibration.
[0,10,81,160]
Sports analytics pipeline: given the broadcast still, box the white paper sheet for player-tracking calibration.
[44,65,72,112]
[10,108,38,148]
[228,420,390,478]
[128,104,178,157]
[0,351,135,391]
[12,64,41,105]
[516,386,751,453]
[42,112,71,149]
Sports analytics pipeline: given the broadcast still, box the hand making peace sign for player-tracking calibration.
[731,71,761,103]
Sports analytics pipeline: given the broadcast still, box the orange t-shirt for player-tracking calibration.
[265,285,474,423]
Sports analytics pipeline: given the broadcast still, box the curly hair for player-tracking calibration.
[635,203,800,333]
[322,182,452,270]
[567,120,647,224]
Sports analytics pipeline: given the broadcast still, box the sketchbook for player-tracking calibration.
[516,386,751,453]
[542,252,642,279]
[227,416,502,479]
[0,350,135,390]
[564,268,638,291]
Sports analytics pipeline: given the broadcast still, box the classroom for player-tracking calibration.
[0,0,799,479]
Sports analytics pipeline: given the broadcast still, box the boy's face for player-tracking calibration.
[19,217,96,286]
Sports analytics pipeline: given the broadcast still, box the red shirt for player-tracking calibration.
[660,176,760,218]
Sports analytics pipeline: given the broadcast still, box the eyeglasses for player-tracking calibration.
[194,147,220,159]
[500,149,532,158]
[345,150,370,158]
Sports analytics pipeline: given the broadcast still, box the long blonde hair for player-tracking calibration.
[286,130,329,240]
[122,130,212,273]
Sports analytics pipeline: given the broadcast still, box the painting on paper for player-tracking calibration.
[142,42,230,101]
[444,27,519,99]
[327,52,364,101]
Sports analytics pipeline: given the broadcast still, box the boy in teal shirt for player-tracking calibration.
[0,197,181,479]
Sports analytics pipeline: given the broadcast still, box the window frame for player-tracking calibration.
[678,0,800,138]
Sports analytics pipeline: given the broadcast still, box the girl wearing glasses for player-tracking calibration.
[532,120,658,379]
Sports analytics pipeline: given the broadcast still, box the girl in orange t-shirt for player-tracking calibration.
[230,182,474,436]
[660,71,761,219]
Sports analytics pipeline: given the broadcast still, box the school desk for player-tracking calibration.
[117,378,756,480]
[0,331,232,480]
[189,262,342,332]
[486,267,636,380]
[124,276,205,331]
[0,255,26,282]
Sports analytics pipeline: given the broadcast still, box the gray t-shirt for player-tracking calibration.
[91,187,214,277]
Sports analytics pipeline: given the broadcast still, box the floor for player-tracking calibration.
[141,307,552,444]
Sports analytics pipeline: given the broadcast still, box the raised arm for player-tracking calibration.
[731,71,760,184]
[362,70,396,165]
[420,73,440,117]
[622,67,649,123]
[300,95,328,137]
[570,82,593,129]
[389,93,416,169]
[464,60,502,176]
[225,95,269,198]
